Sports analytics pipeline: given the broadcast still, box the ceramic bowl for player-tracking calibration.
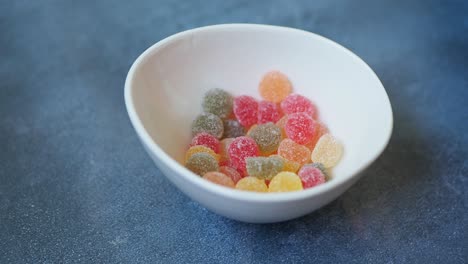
[125,24,393,223]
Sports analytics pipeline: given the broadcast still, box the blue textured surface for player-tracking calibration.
[1,1,467,263]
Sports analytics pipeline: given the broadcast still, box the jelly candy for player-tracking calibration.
[258,71,292,103]
[246,156,284,180]
[304,121,328,151]
[303,162,327,176]
[275,115,288,139]
[258,101,281,124]
[298,165,326,188]
[202,88,233,119]
[270,155,300,173]
[185,145,219,163]
[219,166,243,184]
[185,152,219,176]
[223,119,246,138]
[228,136,259,174]
[277,138,311,165]
[285,112,315,144]
[235,177,268,192]
[191,112,224,139]
[247,123,281,155]
[219,138,234,162]
[203,171,235,188]
[311,134,343,168]
[280,94,317,118]
[191,132,220,153]
[233,95,258,127]
[268,172,303,192]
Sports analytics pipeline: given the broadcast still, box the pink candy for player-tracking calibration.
[298,165,325,188]
[257,101,281,124]
[233,95,258,128]
[191,132,220,153]
[281,94,317,118]
[228,136,259,175]
[285,112,315,145]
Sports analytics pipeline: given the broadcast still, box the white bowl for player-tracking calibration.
[125,24,393,223]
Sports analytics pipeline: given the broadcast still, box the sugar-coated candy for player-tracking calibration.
[258,71,293,103]
[304,121,328,151]
[223,119,246,138]
[246,156,284,180]
[281,94,317,118]
[247,123,281,155]
[258,101,281,124]
[270,155,300,173]
[304,162,327,176]
[275,115,288,139]
[203,172,235,188]
[298,166,326,189]
[219,138,234,162]
[191,132,220,153]
[202,88,233,119]
[268,172,303,192]
[219,166,243,184]
[191,112,224,139]
[228,136,259,174]
[185,152,219,176]
[285,112,316,144]
[277,138,311,165]
[311,134,343,168]
[235,177,268,192]
[185,145,219,163]
[233,95,258,127]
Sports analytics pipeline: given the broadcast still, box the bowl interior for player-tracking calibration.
[128,25,392,184]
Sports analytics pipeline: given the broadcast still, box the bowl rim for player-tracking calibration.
[124,23,393,203]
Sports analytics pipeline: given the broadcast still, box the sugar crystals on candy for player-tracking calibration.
[191,112,224,139]
[202,88,233,119]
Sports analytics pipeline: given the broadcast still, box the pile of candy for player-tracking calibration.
[185,71,343,193]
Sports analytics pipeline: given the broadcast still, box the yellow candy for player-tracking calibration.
[269,155,300,173]
[185,145,219,163]
[311,134,343,168]
[235,177,268,192]
[268,172,303,192]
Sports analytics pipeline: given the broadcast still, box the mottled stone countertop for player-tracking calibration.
[1,1,467,263]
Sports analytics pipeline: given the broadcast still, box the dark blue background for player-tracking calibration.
[1,0,467,263]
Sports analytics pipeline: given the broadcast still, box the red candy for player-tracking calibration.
[191,132,220,153]
[280,94,317,118]
[298,165,325,188]
[257,101,281,124]
[233,95,258,128]
[228,136,259,174]
[285,112,316,144]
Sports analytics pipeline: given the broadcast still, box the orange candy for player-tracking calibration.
[203,172,235,188]
[259,71,292,103]
[219,138,234,162]
[219,166,243,184]
[275,115,288,139]
[277,138,311,165]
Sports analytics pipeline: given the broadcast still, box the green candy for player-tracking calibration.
[247,122,281,155]
[191,112,224,139]
[246,156,284,180]
[202,88,233,119]
[185,152,219,176]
